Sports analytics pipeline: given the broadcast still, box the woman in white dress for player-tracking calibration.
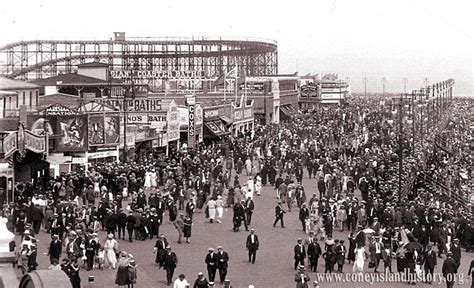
[150,169,157,188]
[245,177,254,200]
[215,196,224,223]
[254,173,262,196]
[104,234,118,269]
[144,170,152,189]
[206,198,217,223]
[353,243,366,273]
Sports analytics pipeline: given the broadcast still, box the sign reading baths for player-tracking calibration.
[97,99,162,112]
[110,70,205,79]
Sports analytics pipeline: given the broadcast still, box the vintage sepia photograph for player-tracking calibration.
[0,0,472,287]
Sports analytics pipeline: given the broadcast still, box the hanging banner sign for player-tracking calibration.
[24,131,46,153]
[188,98,196,148]
[3,132,17,158]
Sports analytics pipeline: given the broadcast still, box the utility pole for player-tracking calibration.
[363,77,367,97]
[382,77,387,97]
[398,96,403,199]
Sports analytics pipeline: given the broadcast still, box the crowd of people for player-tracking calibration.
[1,96,472,288]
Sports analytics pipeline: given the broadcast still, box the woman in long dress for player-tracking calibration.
[215,196,224,224]
[353,243,366,273]
[150,169,157,188]
[115,251,130,286]
[206,198,217,223]
[104,234,118,269]
[144,170,152,189]
[254,173,262,196]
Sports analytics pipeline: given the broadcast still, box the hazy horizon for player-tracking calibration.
[1,0,472,95]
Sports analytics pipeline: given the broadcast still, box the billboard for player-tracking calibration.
[88,115,105,146]
[56,116,88,151]
[104,115,120,144]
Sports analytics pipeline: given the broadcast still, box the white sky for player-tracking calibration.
[1,0,473,94]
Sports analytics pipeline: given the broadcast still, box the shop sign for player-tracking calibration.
[167,107,180,142]
[204,109,219,119]
[98,98,162,112]
[24,131,46,153]
[88,150,118,159]
[47,155,72,163]
[71,157,87,164]
[125,113,167,124]
[45,104,79,116]
[152,139,159,148]
[244,109,252,118]
[3,132,17,158]
[195,104,203,125]
[234,110,243,120]
[110,70,205,80]
[188,103,196,148]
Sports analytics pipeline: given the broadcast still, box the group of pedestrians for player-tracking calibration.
[2,95,472,288]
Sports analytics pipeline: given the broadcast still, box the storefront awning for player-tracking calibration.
[204,120,230,138]
[279,104,294,118]
[220,116,233,125]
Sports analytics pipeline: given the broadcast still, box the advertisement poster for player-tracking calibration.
[27,115,56,136]
[56,116,88,151]
[88,115,105,146]
[104,115,120,144]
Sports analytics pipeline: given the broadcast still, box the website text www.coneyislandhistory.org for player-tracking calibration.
[313,271,466,285]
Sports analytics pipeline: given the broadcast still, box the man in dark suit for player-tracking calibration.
[244,197,255,225]
[335,240,346,273]
[273,201,286,228]
[246,229,259,264]
[163,246,178,286]
[205,247,218,282]
[442,251,457,288]
[423,244,437,284]
[299,203,310,232]
[216,246,229,284]
[307,237,322,272]
[294,265,310,288]
[154,234,168,268]
[85,233,99,271]
[47,234,62,264]
[369,235,383,273]
[450,238,461,269]
[294,238,306,270]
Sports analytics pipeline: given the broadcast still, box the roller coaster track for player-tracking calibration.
[0,38,278,80]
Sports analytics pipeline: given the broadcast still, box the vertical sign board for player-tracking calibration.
[187,96,196,149]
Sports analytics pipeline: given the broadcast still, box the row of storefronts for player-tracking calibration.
[0,93,255,187]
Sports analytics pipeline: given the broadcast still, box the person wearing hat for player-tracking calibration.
[85,232,100,271]
[450,238,461,269]
[163,245,178,285]
[154,234,169,268]
[294,265,310,288]
[294,238,306,270]
[205,247,218,282]
[442,251,457,288]
[193,272,209,288]
[47,234,63,265]
[273,200,286,228]
[216,246,229,284]
[423,244,437,284]
[369,235,383,273]
[246,229,259,264]
[335,240,346,273]
[104,234,118,269]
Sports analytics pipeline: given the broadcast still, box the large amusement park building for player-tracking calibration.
[0,33,349,203]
